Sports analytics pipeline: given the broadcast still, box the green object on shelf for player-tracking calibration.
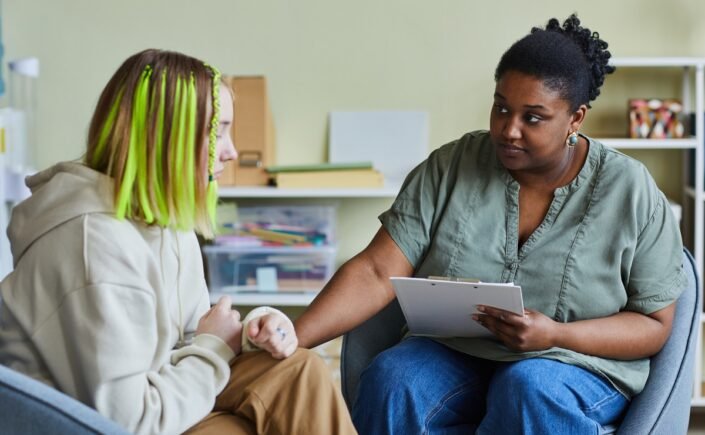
[265,161,373,173]
[216,202,239,234]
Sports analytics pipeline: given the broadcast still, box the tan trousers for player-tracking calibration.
[185,349,357,435]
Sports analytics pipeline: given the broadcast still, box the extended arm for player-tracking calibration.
[295,227,414,348]
[476,302,676,360]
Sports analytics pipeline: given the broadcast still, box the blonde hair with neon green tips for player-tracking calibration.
[86,49,221,238]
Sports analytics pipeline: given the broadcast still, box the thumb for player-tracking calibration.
[215,295,232,312]
[248,317,262,340]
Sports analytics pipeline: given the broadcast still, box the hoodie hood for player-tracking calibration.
[8,162,115,266]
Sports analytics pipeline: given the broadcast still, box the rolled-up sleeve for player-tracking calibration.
[379,149,445,267]
[625,193,686,314]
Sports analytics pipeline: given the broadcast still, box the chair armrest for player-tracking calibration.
[0,364,129,435]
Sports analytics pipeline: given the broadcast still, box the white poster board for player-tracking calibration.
[328,111,429,185]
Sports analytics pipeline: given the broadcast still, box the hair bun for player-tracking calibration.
[546,14,616,103]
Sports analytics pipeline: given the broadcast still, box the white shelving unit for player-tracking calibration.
[605,57,705,406]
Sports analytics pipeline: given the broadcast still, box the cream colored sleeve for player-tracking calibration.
[240,306,293,352]
[31,283,234,435]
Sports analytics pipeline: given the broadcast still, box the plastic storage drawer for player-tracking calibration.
[203,245,336,294]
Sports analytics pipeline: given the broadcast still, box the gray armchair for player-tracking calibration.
[0,364,129,434]
[341,249,700,434]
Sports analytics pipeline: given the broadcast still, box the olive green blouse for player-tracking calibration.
[379,130,686,398]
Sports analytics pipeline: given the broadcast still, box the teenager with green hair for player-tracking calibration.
[0,49,355,435]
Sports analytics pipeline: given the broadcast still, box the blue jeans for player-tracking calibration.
[351,337,628,435]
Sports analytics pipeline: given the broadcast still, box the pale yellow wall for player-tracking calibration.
[4,0,705,264]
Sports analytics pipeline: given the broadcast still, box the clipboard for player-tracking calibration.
[390,277,524,338]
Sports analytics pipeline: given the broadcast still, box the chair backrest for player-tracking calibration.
[0,364,129,435]
[340,248,700,434]
[340,294,405,407]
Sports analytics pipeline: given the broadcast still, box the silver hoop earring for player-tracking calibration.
[566,131,579,147]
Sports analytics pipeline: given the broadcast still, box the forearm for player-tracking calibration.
[117,337,234,434]
[553,311,671,360]
[295,254,396,348]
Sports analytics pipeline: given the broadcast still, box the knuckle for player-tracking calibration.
[261,322,277,334]
[216,303,230,314]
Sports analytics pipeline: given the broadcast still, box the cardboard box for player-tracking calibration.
[219,76,276,186]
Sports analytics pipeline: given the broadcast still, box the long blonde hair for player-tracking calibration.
[85,49,220,238]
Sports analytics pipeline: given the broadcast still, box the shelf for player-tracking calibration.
[203,244,336,254]
[209,291,316,306]
[685,187,705,202]
[218,185,400,198]
[611,57,705,68]
[600,138,698,149]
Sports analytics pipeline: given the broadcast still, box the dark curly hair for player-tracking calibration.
[494,14,615,111]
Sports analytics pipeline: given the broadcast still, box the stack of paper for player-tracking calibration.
[266,161,384,188]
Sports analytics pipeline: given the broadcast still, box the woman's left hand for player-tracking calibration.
[473,305,558,352]
[247,313,299,359]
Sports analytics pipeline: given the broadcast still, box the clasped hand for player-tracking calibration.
[197,296,298,359]
[473,305,557,352]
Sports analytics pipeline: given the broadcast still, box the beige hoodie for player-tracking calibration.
[0,162,236,434]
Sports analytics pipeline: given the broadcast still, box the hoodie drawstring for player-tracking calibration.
[160,228,185,348]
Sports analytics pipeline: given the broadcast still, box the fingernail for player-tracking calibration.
[471,314,479,321]
[476,305,485,312]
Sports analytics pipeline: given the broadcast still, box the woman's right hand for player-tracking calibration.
[197,296,243,355]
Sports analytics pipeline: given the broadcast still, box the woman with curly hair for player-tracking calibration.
[295,14,685,433]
